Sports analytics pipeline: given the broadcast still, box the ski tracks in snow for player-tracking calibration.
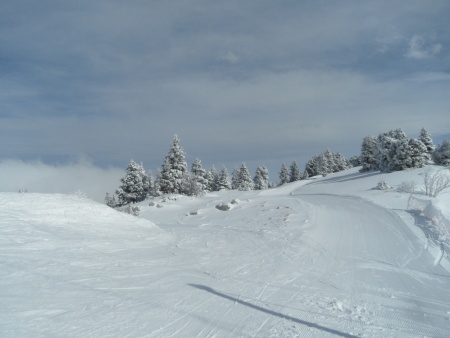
[294,192,450,337]
[2,188,450,337]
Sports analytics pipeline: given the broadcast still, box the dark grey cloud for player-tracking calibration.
[1,0,449,180]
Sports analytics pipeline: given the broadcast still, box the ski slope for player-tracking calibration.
[1,168,449,337]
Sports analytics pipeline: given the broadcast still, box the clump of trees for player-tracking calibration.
[359,128,434,173]
[359,127,450,173]
[278,161,305,186]
[303,150,350,177]
[106,135,277,207]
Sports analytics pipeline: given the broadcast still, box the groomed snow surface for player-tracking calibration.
[1,167,450,337]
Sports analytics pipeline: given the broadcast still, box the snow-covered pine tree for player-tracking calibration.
[320,149,334,174]
[317,153,331,176]
[157,157,174,194]
[348,156,361,167]
[191,158,209,193]
[375,134,397,172]
[237,163,254,191]
[375,130,401,172]
[231,167,240,190]
[433,139,450,166]
[333,152,349,171]
[115,160,147,205]
[254,165,269,190]
[217,166,231,190]
[143,171,154,197]
[207,165,219,192]
[289,161,301,182]
[180,172,203,196]
[360,135,378,172]
[279,163,290,185]
[391,128,408,141]
[408,138,428,169]
[419,128,435,158]
[304,156,318,177]
[158,135,188,195]
[153,169,163,196]
[104,192,117,208]
[389,137,412,172]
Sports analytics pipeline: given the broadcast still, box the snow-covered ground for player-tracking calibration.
[1,167,450,337]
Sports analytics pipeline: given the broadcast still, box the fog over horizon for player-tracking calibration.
[0,158,123,203]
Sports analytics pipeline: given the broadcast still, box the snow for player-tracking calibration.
[1,167,450,337]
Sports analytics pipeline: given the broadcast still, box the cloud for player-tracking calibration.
[218,51,240,64]
[1,1,450,178]
[0,158,123,203]
[405,35,443,59]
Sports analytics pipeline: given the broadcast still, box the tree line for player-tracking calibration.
[106,128,449,207]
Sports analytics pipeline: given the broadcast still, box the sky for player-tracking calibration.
[1,0,450,199]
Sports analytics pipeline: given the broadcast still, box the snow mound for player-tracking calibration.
[0,192,165,250]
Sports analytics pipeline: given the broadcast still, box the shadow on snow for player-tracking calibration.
[188,283,358,338]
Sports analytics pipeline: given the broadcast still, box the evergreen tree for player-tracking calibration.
[390,128,408,141]
[116,160,147,205]
[375,135,397,172]
[348,156,361,167]
[180,172,203,196]
[408,138,428,169]
[321,149,334,174]
[254,165,269,190]
[207,165,219,192]
[143,171,154,197]
[279,163,290,185]
[153,170,163,196]
[389,137,411,171]
[191,158,209,193]
[231,167,240,190]
[419,128,435,157]
[237,163,254,191]
[304,156,318,177]
[104,192,117,208]
[317,153,330,176]
[289,161,301,182]
[360,136,377,172]
[158,135,188,194]
[434,140,450,166]
[334,152,349,171]
[217,166,231,190]
[372,129,408,172]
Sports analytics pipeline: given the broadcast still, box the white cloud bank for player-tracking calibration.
[0,159,123,203]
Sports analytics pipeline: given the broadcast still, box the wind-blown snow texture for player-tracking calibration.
[1,168,449,337]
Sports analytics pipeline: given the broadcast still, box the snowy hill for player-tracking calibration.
[1,168,450,337]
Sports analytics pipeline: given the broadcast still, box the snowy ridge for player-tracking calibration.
[1,168,450,337]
